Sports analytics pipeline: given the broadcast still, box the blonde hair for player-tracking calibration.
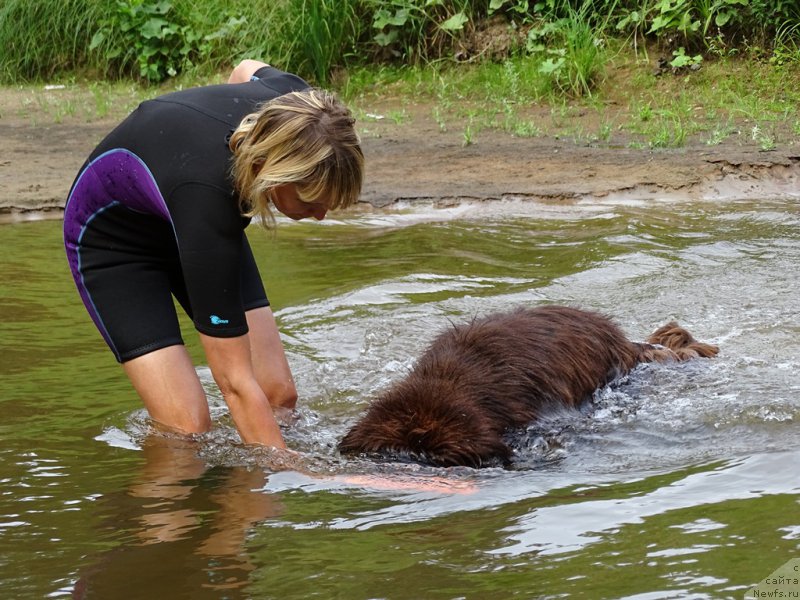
[229,89,364,226]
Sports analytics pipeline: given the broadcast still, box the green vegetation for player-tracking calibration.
[2,0,799,150]
[2,0,799,88]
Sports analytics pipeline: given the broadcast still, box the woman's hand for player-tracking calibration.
[200,332,286,448]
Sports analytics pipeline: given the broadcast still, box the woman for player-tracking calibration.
[64,60,364,449]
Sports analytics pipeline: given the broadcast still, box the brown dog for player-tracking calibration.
[338,305,718,468]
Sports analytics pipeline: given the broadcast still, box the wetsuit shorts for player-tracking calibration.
[66,198,269,363]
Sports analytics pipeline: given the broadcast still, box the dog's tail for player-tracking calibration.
[637,321,719,362]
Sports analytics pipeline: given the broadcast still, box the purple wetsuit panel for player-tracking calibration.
[63,149,172,355]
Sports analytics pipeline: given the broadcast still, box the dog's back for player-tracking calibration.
[338,305,717,468]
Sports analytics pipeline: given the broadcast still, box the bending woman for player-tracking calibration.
[64,60,364,449]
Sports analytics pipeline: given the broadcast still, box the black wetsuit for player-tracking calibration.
[63,67,310,362]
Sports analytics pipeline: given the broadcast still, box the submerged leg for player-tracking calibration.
[122,345,212,434]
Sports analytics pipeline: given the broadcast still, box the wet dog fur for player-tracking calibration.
[338,305,718,468]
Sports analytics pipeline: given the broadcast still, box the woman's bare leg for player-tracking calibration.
[122,309,295,440]
[122,345,212,434]
[246,307,298,412]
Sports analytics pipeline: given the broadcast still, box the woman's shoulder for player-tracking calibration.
[248,66,311,96]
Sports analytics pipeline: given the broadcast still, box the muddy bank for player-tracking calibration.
[1,108,798,223]
[359,122,800,207]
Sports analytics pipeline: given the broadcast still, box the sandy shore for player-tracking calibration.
[2,98,798,222]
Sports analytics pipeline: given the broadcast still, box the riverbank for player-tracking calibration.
[2,67,799,222]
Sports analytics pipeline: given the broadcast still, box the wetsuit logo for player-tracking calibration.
[210,315,230,325]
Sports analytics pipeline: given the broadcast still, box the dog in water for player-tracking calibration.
[338,305,718,468]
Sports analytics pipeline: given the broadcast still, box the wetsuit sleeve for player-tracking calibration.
[168,182,250,338]
[250,66,311,95]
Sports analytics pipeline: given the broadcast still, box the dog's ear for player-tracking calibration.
[684,341,720,358]
[647,322,692,348]
[646,323,719,360]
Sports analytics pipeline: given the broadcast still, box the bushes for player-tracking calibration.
[0,0,798,90]
[609,0,800,52]
[0,0,248,82]
[368,0,487,61]
[90,1,208,81]
[0,0,361,85]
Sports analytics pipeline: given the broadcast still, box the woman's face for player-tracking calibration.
[271,184,329,221]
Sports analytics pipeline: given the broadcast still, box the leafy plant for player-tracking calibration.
[670,46,702,67]
[597,120,613,141]
[750,0,800,33]
[510,119,542,137]
[697,0,747,36]
[616,7,649,55]
[637,102,653,122]
[705,122,734,145]
[3,0,800,88]
[648,0,701,41]
[432,105,447,131]
[90,0,202,82]
[488,0,533,23]
[647,0,748,49]
[370,0,474,62]
[616,8,646,34]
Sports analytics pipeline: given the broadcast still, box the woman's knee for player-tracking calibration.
[267,380,298,410]
[180,406,213,433]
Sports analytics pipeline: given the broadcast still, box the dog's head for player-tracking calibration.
[338,377,511,468]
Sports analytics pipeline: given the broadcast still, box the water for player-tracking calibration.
[0,198,798,599]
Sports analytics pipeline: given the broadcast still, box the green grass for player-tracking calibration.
[705,122,737,145]
[3,0,800,156]
[3,45,800,153]
[340,52,800,149]
[3,0,800,96]
[0,0,108,82]
[255,0,362,85]
[0,0,357,85]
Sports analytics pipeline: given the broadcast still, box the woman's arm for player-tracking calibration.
[200,332,287,448]
[227,59,271,84]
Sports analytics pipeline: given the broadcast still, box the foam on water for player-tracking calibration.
[99,199,800,519]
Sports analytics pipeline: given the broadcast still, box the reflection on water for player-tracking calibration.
[0,198,798,599]
[72,437,275,599]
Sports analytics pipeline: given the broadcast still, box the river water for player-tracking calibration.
[0,197,798,599]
